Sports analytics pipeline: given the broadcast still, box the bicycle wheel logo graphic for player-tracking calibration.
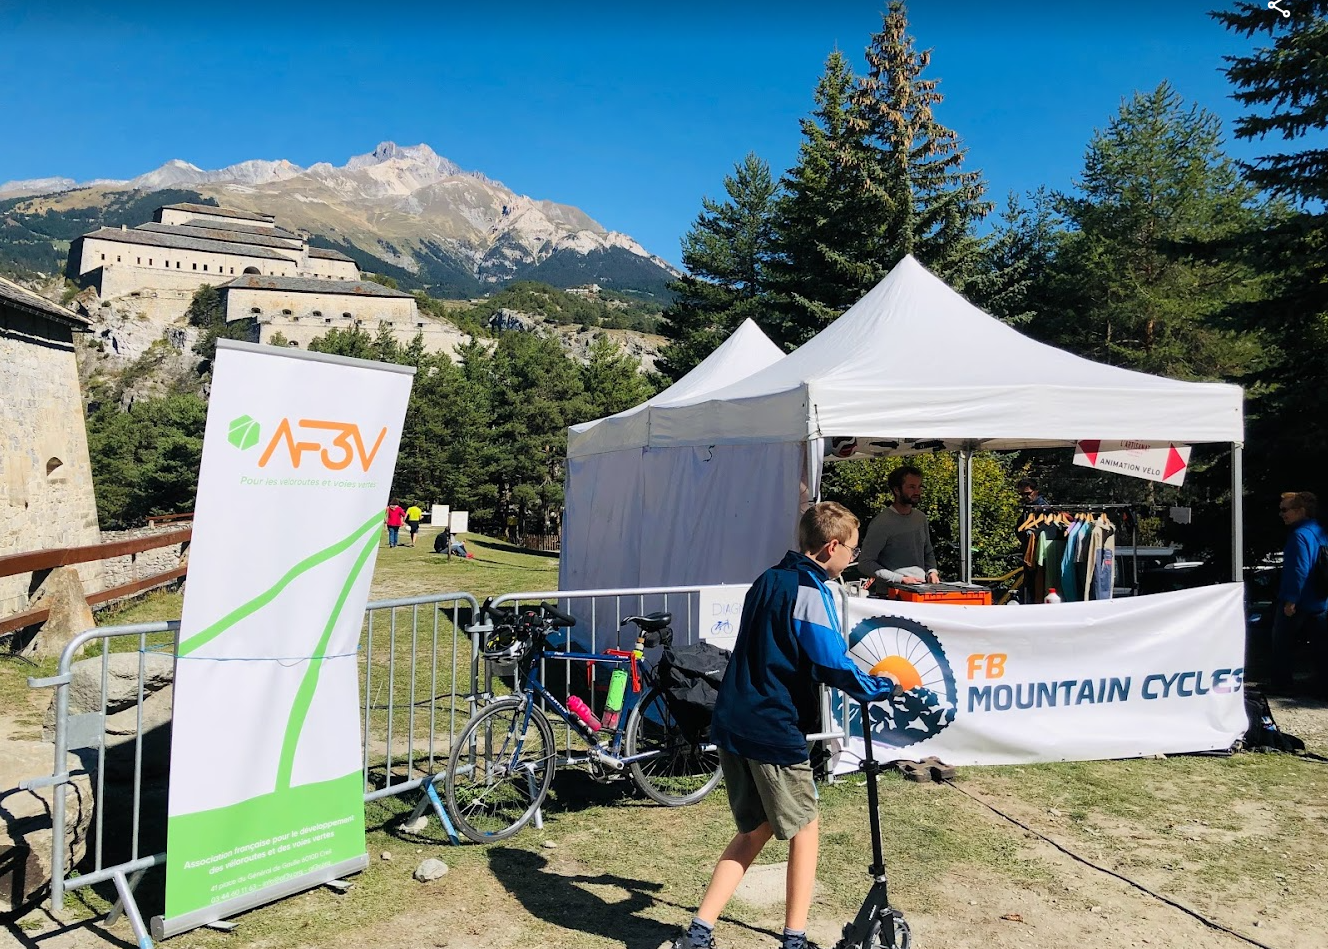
[847,615,958,749]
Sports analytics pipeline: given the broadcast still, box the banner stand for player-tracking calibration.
[150,854,369,940]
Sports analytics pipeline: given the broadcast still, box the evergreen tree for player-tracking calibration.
[769,50,876,346]
[1034,82,1270,380]
[580,335,655,420]
[1214,2,1328,542]
[848,2,991,287]
[967,189,1064,327]
[657,153,781,379]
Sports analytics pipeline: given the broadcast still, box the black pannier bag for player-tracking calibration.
[658,640,730,740]
[1243,688,1305,753]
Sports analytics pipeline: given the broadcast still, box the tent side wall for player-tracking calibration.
[561,441,807,593]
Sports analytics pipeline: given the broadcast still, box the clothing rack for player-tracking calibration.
[1018,502,1140,597]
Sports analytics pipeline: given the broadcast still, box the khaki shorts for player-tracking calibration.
[718,749,818,840]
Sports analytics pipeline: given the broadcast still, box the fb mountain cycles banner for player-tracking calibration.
[832,583,1247,771]
[158,340,413,935]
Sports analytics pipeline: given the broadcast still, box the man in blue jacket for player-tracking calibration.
[1271,491,1328,696]
[674,502,895,949]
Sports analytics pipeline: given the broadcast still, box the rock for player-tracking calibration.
[0,740,94,913]
[69,651,175,716]
[414,858,448,882]
[22,568,94,661]
[380,851,392,861]
[541,840,557,849]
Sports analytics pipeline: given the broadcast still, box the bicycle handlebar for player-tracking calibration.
[540,601,577,628]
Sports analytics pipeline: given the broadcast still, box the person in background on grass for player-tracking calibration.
[673,502,895,949]
[1271,491,1328,697]
[405,502,423,546]
[385,500,406,548]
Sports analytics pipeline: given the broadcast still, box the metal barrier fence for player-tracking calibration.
[23,590,478,948]
[23,584,845,946]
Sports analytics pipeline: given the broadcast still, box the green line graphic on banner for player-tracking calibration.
[177,510,382,657]
[276,532,379,790]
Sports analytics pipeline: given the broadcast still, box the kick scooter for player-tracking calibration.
[834,701,912,949]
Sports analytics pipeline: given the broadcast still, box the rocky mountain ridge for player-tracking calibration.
[0,142,679,297]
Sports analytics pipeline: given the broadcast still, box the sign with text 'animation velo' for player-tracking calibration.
[1072,439,1191,486]
[158,340,413,937]
[831,584,1246,772]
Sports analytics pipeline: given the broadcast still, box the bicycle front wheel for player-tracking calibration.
[444,697,556,843]
[624,686,722,806]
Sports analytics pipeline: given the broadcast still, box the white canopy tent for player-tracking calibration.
[562,255,1246,591]
[561,318,788,590]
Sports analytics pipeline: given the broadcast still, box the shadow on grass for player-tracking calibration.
[2,907,138,949]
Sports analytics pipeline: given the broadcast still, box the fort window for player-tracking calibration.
[116,256,121,263]
[417,322,425,328]
[192,263,197,270]
[229,268,234,274]
[243,266,260,275]
[100,253,105,261]
[45,457,63,478]
[288,340,300,348]
[325,317,332,324]
[250,307,262,315]
[149,259,153,266]
[311,310,322,317]
[343,312,352,320]
[281,309,292,316]
[136,257,141,264]
[176,262,181,268]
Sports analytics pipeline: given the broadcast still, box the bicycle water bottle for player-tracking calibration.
[1044,588,1062,604]
[567,695,602,732]
[602,669,629,730]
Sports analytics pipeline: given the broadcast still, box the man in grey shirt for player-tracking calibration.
[859,465,939,585]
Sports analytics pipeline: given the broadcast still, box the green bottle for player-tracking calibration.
[606,669,629,713]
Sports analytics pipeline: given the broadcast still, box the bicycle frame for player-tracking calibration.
[518,647,665,769]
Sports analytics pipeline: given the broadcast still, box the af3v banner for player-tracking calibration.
[158,340,413,936]
[832,584,1247,771]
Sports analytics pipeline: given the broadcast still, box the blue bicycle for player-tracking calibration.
[443,599,722,842]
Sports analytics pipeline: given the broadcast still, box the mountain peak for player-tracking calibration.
[345,142,460,176]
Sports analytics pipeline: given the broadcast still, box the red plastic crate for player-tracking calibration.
[881,583,992,606]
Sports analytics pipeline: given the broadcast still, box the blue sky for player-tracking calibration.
[0,2,1299,268]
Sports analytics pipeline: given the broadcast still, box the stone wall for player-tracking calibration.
[83,245,300,296]
[157,208,274,228]
[305,257,359,280]
[0,307,102,617]
[223,285,418,325]
[97,523,190,595]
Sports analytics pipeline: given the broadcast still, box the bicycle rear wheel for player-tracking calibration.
[624,686,722,806]
[444,697,556,843]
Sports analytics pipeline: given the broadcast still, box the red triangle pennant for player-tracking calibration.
[1164,445,1187,481]
[1078,440,1101,465]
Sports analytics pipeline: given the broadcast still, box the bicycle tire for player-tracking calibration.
[444,697,556,843]
[624,686,722,806]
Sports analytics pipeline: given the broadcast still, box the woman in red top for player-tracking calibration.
[385,500,406,548]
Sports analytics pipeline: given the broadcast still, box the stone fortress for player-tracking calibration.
[67,202,469,353]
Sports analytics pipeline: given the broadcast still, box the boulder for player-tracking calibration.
[0,740,93,914]
[44,652,175,743]
[413,858,448,882]
[22,567,94,661]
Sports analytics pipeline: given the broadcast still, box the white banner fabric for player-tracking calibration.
[163,342,412,926]
[833,584,1247,770]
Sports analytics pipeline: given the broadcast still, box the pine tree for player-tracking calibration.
[657,153,781,379]
[1213,2,1328,533]
[768,50,873,346]
[1037,82,1270,379]
[580,335,655,420]
[967,190,1064,327]
[848,1,991,287]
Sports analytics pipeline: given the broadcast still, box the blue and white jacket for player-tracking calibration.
[711,551,894,765]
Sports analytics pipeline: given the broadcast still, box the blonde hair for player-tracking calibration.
[1282,491,1318,519]
[799,501,859,552]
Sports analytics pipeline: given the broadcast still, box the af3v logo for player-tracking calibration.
[228,414,388,471]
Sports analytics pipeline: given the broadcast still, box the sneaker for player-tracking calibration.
[671,930,716,949]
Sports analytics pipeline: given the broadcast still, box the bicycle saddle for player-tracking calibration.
[623,612,671,632]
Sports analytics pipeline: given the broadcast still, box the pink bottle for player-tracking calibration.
[567,695,602,731]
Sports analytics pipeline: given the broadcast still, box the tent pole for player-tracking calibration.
[959,449,973,583]
[1231,442,1244,583]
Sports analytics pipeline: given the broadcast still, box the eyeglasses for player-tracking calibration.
[850,545,862,559]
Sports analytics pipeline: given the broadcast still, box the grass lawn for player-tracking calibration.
[5,532,1328,948]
